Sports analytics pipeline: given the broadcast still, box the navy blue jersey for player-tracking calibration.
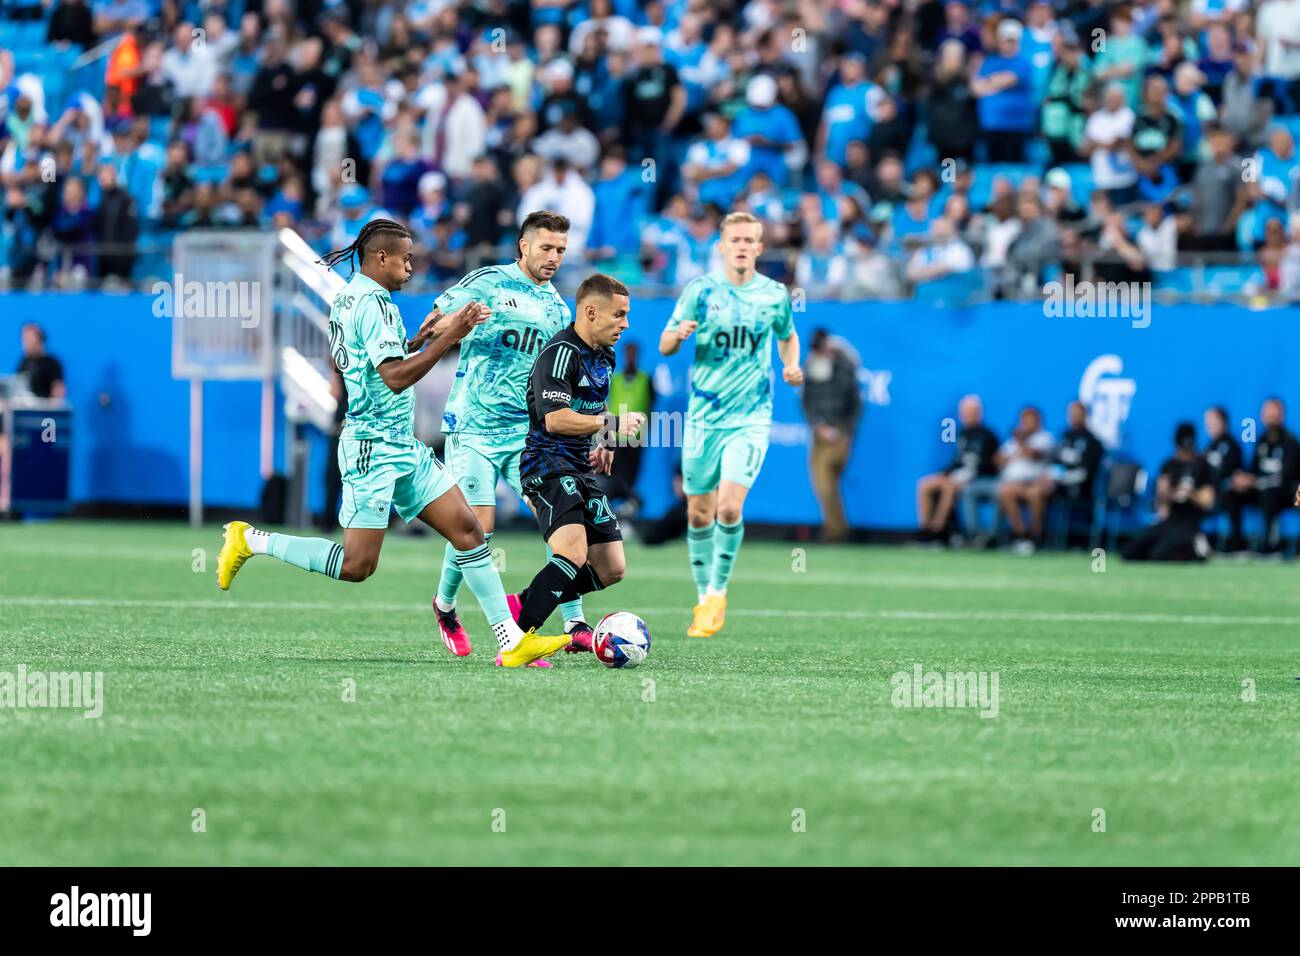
[521,325,616,481]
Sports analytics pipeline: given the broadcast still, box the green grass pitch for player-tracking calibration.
[2,520,1299,866]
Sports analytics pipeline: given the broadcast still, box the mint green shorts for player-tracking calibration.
[682,422,771,496]
[443,432,525,507]
[338,437,457,529]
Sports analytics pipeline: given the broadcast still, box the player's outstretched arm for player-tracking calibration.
[659,319,697,356]
[377,302,488,394]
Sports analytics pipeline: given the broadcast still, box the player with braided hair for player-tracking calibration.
[215,220,573,667]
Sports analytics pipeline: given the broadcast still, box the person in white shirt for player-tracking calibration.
[996,405,1057,553]
[1136,202,1178,271]
[1258,0,1300,111]
[517,158,594,255]
[531,102,600,173]
[568,0,636,53]
[1081,83,1138,201]
[416,69,486,184]
[906,216,975,284]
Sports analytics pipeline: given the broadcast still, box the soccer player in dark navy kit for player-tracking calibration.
[510,274,647,640]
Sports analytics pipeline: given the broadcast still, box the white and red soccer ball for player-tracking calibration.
[592,612,651,668]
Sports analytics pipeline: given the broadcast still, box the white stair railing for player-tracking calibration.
[275,228,341,434]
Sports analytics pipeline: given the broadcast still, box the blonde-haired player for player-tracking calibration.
[658,212,803,637]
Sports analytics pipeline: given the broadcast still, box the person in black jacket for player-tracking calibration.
[1222,397,1300,553]
[1027,400,1104,531]
[1123,422,1213,562]
[926,39,979,164]
[917,393,1000,542]
[92,163,139,282]
[1202,405,1241,549]
[802,329,863,542]
[47,0,96,49]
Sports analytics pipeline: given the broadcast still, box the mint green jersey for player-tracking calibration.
[435,262,572,437]
[328,272,414,442]
[665,270,795,430]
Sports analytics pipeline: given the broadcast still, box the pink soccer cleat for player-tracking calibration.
[434,599,472,657]
[495,653,552,668]
[563,621,594,654]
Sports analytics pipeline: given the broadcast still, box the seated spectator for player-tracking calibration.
[1028,400,1104,528]
[1202,404,1242,548]
[1095,211,1151,283]
[1007,192,1060,292]
[796,220,850,292]
[50,175,94,283]
[996,405,1056,554]
[865,95,911,160]
[532,101,600,175]
[1043,167,1086,224]
[916,394,1000,544]
[682,112,751,210]
[1248,125,1298,249]
[588,148,648,267]
[1122,422,1214,562]
[1136,202,1178,272]
[1222,397,1300,553]
[906,216,975,286]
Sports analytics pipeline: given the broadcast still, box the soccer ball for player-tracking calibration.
[592,612,651,669]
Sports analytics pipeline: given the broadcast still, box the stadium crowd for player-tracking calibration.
[3,0,1300,294]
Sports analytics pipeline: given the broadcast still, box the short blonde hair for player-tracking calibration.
[720,211,763,237]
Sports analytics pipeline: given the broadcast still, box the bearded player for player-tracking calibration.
[427,211,597,662]
[658,211,803,638]
[214,219,571,668]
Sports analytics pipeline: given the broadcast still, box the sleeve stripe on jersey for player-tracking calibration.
[553,346,570,379]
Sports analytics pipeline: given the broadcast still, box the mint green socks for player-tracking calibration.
[267,533,344,579]
[710,521,744,592]
[687,522,715,601]
[438,532,491,607]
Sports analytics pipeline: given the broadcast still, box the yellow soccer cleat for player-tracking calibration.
[687,603,712,638]
[703,593,728,636]
[216,521,254,591]
[498,629,572,668]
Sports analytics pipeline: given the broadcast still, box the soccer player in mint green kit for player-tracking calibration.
[659,211,804,638]
[214,219,571,668]
[429,210,594,659]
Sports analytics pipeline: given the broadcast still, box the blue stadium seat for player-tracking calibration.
[1202,265,1263,295]
[1155,267,1198,293]
[1235,208,1255,251]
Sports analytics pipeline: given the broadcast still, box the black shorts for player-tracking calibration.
[523,471,623,545]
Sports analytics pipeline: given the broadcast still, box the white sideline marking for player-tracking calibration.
[0,595,1293,627]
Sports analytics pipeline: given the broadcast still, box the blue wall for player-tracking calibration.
[4,294,1299,528]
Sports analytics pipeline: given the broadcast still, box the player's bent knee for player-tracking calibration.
[717,503,743,525]
[340,555,378,582]
[600,562,626,585]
